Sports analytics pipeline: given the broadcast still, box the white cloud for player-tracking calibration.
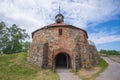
[0,0,120,43]
[61,0,120,28]
[89,30,120,44]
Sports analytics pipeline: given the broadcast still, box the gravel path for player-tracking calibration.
[96,57,120,80]
[56,68,81,80]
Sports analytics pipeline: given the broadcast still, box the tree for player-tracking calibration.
[0,22,9,54]
[4,24,29,54]
[0,22,30,54]
[107,50,119,55]
[22,41,31,52]
[99,49,107,54]
[99,49,120,55]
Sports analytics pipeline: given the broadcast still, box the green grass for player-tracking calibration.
[0,52,59,80]
[96,58,108,71]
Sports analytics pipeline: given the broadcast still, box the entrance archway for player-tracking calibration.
[55,52,71,68]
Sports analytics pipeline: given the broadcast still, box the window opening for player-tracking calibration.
[59,29,62,35]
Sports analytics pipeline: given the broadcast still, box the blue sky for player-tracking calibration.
[0,0,120,51]
[87,18,120,51]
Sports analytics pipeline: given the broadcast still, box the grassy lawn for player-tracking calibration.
[76,58,108,80]
[0,52,59,80]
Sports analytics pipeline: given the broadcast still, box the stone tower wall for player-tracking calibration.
[28,26,99,70]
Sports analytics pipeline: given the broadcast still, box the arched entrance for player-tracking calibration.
[55,52,71,68]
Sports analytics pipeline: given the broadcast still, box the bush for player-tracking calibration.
[99,49,120,55]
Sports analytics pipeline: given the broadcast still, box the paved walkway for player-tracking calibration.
[96,57,120,80]
[56,68,81,80]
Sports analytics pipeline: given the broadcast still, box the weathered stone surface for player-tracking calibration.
[28,17,99,71]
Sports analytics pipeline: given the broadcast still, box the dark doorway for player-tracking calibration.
[55,53,71,68]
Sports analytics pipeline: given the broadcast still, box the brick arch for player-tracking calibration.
[53,47,73,68]
[53,47,73,59]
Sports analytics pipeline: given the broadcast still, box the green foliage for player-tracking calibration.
[0,22,9,52]
[99,49,107,54]
[0,22,30,54]
[0,52,59,80]
[99,49,120,55]
[22,41,31,52]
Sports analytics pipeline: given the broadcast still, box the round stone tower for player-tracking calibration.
[27,13,99,71]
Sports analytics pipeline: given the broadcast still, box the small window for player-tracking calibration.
[59,29,62,35]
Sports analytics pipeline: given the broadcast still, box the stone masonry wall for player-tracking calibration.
[28,25,99,70]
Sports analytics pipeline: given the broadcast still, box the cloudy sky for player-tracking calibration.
[0,0,120,51]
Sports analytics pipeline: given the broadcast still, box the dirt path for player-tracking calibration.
[56,68,81,80]
[96,57,120,80]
